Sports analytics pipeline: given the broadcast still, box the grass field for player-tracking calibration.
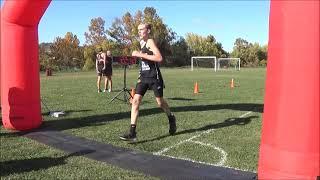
[1,67,266,179]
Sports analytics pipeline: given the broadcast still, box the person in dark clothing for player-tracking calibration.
[96,48,106,93]
[104,50,113,92]
[120,23,176,141]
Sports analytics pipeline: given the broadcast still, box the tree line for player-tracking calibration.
[39,7,267,71]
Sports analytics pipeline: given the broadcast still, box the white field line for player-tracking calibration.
[239,111,252,118]
[153,111,255,172]
[153,129,214,155]
[188,140,227,166]
[160,154,255,173]
[160,154,221,167]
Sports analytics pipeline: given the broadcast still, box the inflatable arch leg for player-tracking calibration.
[1,0,51,130]
[258,1,319,179]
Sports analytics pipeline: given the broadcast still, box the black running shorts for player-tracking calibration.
[104,66,112,76]
[135,80,163,97]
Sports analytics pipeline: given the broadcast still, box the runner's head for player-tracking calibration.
[138,23,151,40]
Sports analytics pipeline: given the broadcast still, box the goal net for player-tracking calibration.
[217,58,241,71]
[191,56,217,71]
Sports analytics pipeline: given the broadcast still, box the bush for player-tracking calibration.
[259,59,267,67]
[82,58,95,71]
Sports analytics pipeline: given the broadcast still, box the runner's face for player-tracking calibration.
[138,24,148,40]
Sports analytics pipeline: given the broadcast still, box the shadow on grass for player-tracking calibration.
[133,115,258,144]
[0,149,94,177]
[42,103,262,131]
[168,97,195,101]
[0,130,25,138]
[41,109,92,116]
[2,103,263,133]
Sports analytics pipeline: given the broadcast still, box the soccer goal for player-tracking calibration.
[217,58,241,71]
[191,56,217,71]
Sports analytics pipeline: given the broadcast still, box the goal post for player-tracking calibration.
[191,56,217,71]
[217,58,241,71]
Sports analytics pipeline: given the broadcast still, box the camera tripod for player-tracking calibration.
[110,65,133,103]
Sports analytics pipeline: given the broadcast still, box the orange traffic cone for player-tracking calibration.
[129,88,135,104]
[230,78,235,88]
[194,82,199,94]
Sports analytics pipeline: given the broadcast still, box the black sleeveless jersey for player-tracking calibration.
[105,56,112,67]
[96,53,104,71]
[139,43,163,82]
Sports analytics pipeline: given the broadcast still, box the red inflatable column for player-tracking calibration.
[258,1,319,179]
[1,0,51,130]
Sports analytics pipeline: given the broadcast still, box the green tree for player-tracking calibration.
[185,33,226,57]
[82,45,96,71]
[108,13,139,55]
[51,32,84,70]
[100,40,122,56]
[107,7,176,62]
[231,38,268,67]
[169,36,189,67]
[39,42,54,71]
[84,17,108,46]
[231,38,251,67]
[258,44,268,66]
[143,7,176,62]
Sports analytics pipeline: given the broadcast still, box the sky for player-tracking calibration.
[1,0,270,52]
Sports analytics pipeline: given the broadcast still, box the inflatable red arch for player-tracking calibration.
[0,0,319,179]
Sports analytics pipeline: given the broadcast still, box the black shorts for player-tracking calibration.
[97,66,112,77]
[97,64,104,76]
[135,80,163,97]
[104,67,112,76]
[97,70,105,76]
